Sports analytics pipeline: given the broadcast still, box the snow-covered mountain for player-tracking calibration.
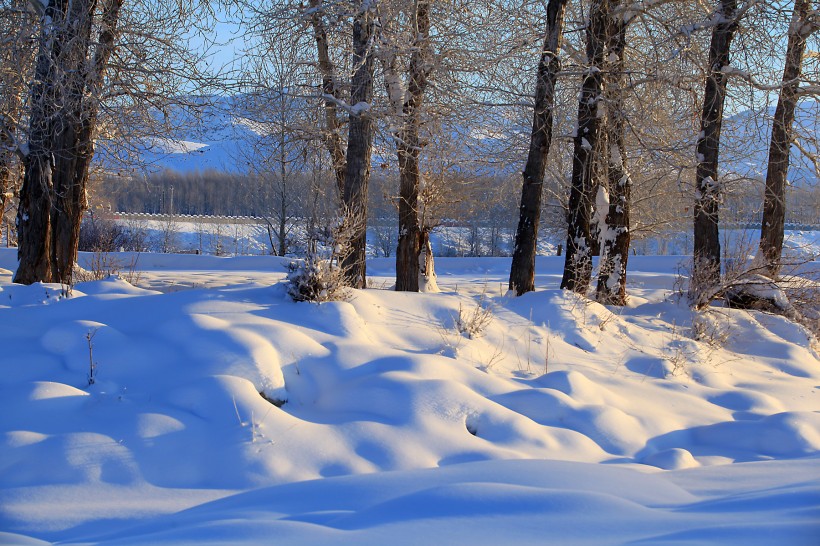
[98,95,818,187]
[722,101,819,187]
[97,95,291,175]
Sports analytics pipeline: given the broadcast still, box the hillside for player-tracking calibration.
[97,96,820,190]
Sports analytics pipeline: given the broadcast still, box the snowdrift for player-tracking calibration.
[0,249,818,544]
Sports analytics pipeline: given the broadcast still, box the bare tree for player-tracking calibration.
[380,0,435,292]
[15,0,123,284]
[341,1,377,288]
[307,0,347,195]
[595,5,631,305]
[757,0,819,276]
[0,1,36,246]
[13,0,220,284]
[509,0,569,296]
[561,0,613,293]
[690,0,738,303]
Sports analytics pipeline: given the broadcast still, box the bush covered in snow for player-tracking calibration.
[285,213,360,303]
[286,255,349,303]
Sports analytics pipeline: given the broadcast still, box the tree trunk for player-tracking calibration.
[758,0,816,277]
[14,0,65,284]
[509,0,568,296]
[0,133,18,249]
[308,0,347,196]
[15,0,122,285]
[691,0,737,302]
[418,228,438,292]
[341,4,376,289]
[52,0,122,285]
[560,0,609,294]
[278,101,288,256]
[595,9,630,306]
[395,0,432,292]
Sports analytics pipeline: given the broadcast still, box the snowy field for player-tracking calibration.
[87,214,820,262]
[0,247,819,545]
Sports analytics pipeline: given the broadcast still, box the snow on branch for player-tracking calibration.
[320,93,371,116]
[720,66,810,92]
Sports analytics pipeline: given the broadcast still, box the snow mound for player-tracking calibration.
[0,252,818,544]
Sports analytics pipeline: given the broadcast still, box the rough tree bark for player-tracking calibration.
[394,0,433,292]
[48,0,99,283]
[560,0,610,294]
[14,0,66,284]
[595,6,631,305]
[341,2,376,289]
[15,0,122,285]
[508,0,568,296]
[758,0,817,277]
[0,119,21,245]
[690,0,737,303]
[308,0,347,196]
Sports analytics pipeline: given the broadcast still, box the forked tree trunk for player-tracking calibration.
[560,0,610,294]
[341,3,376,289]
[691,0,737,303]
[49,0,97,283]
[758,0,816,277]
[509,0,568,296]
[595,9,631,305]
[52,0,122,285]
[395,0,433,292]
[308,0,347,196]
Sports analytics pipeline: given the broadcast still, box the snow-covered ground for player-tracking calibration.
[0,248,818,545]
[95,214,820,262]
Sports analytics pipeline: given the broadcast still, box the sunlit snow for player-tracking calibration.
[0,245,818,545]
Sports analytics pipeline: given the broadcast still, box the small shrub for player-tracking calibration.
[286,211,359,303]
[286,256,349,303]
[454,292,494,339]
[79,215,129,252]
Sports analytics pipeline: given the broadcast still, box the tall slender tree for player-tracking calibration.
[758,0,818,277]
[595,6,631,305]
[341,0,377,288]
[0,0,36,243]
[690,0,738,305]
[381,0,435,292]
[50,0,124,283]
[561,0,612,293]
[308,0,347,196]
[509,0,569,296]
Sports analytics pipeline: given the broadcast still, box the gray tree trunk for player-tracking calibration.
[595,9,630,305]
[395,0,432,292]
[758,0,816,277]
[14,0,65,284]
[341,3,376,289]
[308,0,347,196]
[691,0,737,303]
[561,0,610,294]
[509,0,568,296]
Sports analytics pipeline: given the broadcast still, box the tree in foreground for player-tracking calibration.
[380,0,435,292]
[595,6,631,305]
[560,0,612,293]
[689,0,738,306]
[508,0,569,296]
[341,0,377,289]
[757,0,818,277]
[15,0,125,285]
